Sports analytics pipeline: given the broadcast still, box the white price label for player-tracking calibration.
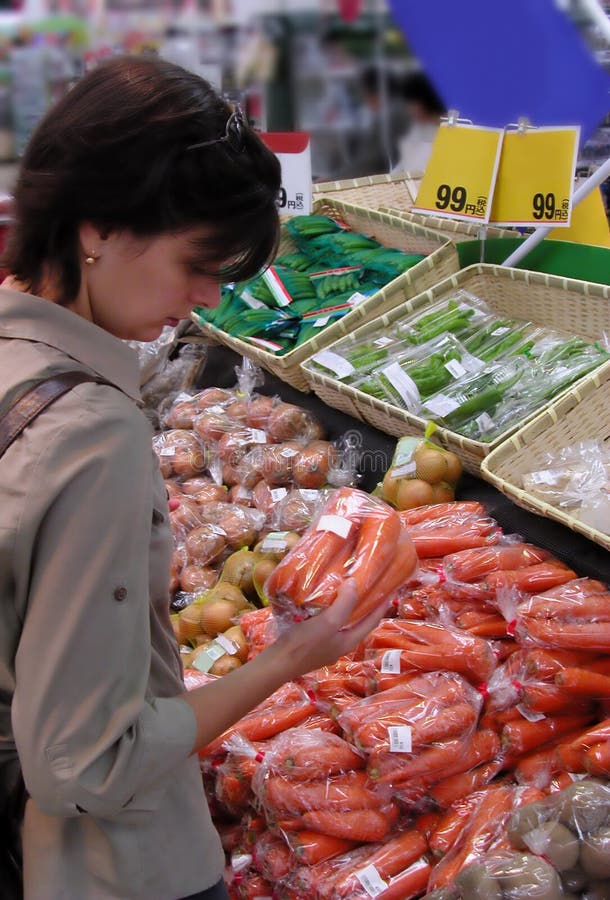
[444,359,467,379]
[312,350,355,379]
[529,470,556,485]
[193,642,225,674]
[492,326,510,336]
[174,392,193,404]
[475,412,496,434]
[374,336,394,347]
[231,853,253,873]
[388,725,413,753]
[316,515,352,539]
[215,634,238,655]
[270,488,288,502]
[206,405,226,415]
[355,864,387,898]
[347,291,368,307]
[462,352,485,373]
[280,447,299,458]
[299,490,319,501]
[314,316,330,328]
[425,394,460,416]
[382,362,421,412]
[261,531,289,551]
[242,290,266,310]
[391,462,417,479]
[516,704,546,723]
[249,429,268,444]
[381,650,402,674]
[159,447,176,457]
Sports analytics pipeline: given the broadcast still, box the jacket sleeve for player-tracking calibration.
[11,386,197,819]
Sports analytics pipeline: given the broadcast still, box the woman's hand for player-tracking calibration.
[275,578,387,680]
[183,578,387,755]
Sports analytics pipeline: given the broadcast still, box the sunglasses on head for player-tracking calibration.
[187,107,247,154]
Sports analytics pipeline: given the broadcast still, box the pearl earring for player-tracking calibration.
[85,253,97,265]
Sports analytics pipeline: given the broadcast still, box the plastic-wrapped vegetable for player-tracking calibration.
[436,851,563,900]
[286,830,430,900]
[517,578,610,652]
[266,487,418,628]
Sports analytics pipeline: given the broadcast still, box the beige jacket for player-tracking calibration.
[0,288,224,899]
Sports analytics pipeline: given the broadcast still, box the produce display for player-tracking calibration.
[192,214,426,355]
[180,491,610,899]
[379,431,463,509]
[305,290,609,443]
[155,360,360,676]
[522,440,610,536]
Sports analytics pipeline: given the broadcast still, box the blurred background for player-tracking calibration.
[0,0,607,198]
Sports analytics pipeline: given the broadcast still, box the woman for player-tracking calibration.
[0,56,384,900]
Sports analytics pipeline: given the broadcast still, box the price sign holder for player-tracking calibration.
[412,114,504,224]
[259,132,312,216]
[489,123,580,228]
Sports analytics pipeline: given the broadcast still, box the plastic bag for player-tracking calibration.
[522,439,610,535]
[337,671,483,778]
[266,487,418,628]
[431,850,563,900]
[153,428,209,480]
[363,619,497,684]
[517,578,610,652]
[285,831,430,900]
[426,784,546,891]
[379,430,463,511]
[269,487,333,533]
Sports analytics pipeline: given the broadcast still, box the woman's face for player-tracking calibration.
[77,225,224,342]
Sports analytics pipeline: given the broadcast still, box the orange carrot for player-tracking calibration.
[354,530,418,621]
[555,741,587,773]
[585,741,610,776]
[253,832,293,880]
[399,501,486,526]
[525,648,598,679]
[287,831,357,866]
[584,657,610,676]
[264,771,381,815]
[562,717,610,750]
[355,701,477,753]
[301,808,391,842]
[521,683,592,716]
[374,858,432,900]
[556,667,610,697]
[345,508,401,597]
[416,811,442,841]
[444,543,550,583]
[429,759,504,809]
[480,706,522,733]
[484,562,575,594]
[369,729,499,787]
[409,526,499,558]
[502,714,594,757]
[429,793,483,858]
[278,739,365,777]
[523,620,610,652]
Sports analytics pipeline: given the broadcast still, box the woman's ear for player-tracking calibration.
[78,222,109,257]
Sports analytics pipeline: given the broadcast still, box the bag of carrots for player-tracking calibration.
[426,783,546,891]
[517,578,610,653]
[363,619,498,685]
[285,830,431,900]
[265,487,418,627]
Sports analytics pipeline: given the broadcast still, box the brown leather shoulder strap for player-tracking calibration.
[0,371,110,460]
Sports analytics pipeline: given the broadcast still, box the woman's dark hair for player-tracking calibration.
[4,55,282,303]
[400,72,446,116]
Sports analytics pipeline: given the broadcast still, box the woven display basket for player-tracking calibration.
[193,197,459,392]
[312,171,515,240]
[302,264,610,474]
[481,361,610,551]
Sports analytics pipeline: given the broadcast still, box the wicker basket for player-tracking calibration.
[481,361,610,551]
[312,171,515,240]
[302,264,610,474]
[193,197,459,392]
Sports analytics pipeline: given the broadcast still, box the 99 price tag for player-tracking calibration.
[489,126,579,227]
[412,122,504,224]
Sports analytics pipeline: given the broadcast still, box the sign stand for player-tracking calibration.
[501,154,610,268]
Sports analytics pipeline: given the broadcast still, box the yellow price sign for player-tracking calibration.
[548,187,610,248]
[412,122,504,224]
[489,126,580,227]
